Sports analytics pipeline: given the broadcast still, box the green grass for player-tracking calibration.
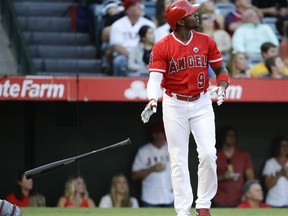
[21,207,288,216]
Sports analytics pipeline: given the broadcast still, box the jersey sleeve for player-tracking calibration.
[149,42,167,73]
[207,36,223,69]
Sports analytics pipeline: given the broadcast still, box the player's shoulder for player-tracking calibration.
[154,33,172,47]
[111,16,129,27]
[193,31,213,40]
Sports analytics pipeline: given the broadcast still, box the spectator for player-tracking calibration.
[264,56,288,78]
[198,13,232,55]
[99,173,139,207]
[225,0,252,36]
[6,170,34,207]
[252,0,288,17]
[250,42,278,78]
[262,136,288,207]
[279,21,288,67]
[232,8,279,58]
[109,0,155,76]
[132,121,174,207]
[197,0,225,30]
[29,193,46,207]
[128,25,154,77]
[155,0,174,27]
[57,175,95,207]
[213,126,255,207]
[226,51,250,78]
[101,0,125,75]
[154,0,173,43]
[237,179,270,208]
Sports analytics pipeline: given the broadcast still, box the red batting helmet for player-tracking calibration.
[165,0,199,30]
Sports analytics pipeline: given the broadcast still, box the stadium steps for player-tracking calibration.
[28,45,97,59]
[33,58,102,73]
[13,0,103,75]
[23,32,91,45]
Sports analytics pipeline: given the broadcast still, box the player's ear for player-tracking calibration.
[177,19,185,28]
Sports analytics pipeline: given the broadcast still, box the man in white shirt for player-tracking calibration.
[132,122,174,207]
[109,0,155,76]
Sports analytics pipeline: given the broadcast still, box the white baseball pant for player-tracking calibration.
[162,92,217,216]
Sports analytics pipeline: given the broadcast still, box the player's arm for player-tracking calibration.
[211,64,230,106]
[141,72,163,123]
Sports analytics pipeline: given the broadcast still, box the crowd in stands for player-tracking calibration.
[76,0,288,79]
[3,123,288,209]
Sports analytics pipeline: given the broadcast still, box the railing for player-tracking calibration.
[0,0,36,75]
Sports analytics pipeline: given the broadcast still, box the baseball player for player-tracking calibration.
[140,1,230,216]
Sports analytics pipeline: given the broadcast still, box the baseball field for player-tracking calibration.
[21,207,288,216]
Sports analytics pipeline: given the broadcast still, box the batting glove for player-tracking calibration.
[141,99,157,123]
[210,86,226,106]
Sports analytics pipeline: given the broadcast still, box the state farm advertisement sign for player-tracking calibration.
[0,76,288,102]
[0,76,77,101]
[78,77,288,102]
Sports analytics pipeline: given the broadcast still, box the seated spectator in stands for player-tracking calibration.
[99,173,139,208]
[6,170,34,207]
[276,15,288,39]
[197,0,225,29]
[101,0,125,75]
[252,0,288,17]
[213,126,255,207]
[250,42,278,78]
[128,25,154,77]
[110,0,155,76]
[279,21,288,67]
[264,56,288,78]
[154,0,173,43]
[232,8,279,58]
[29,193,46,207]
[132,121,173,207]
[57,175,95,207]
[198,13,231,55]
[262,136,288,207]
[237,179,270,208]
[225,0,252,36]
[226,51,250,78]
[155,0,173,27]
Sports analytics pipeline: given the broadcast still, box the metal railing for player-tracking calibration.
[0,0,36,75]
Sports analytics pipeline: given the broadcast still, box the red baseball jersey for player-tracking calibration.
[149,31,223,95]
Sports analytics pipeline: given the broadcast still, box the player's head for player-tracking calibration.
[165,0,200,30]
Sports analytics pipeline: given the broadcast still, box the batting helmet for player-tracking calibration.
[165,0,199,30]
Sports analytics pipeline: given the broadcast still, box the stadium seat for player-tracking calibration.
[144,1,156,20]
[215,2,236,17]
[262,17,281,41]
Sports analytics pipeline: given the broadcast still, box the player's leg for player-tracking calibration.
[189,93,217,209]
[162,93,192,216]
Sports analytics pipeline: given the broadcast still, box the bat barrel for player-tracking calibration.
[25,138,131,179]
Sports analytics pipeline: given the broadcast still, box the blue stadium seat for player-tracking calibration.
[144,1,156,20]
[262,17,281,41]
[215,2,236,17]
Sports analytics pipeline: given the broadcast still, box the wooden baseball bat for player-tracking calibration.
[25,138,131,179]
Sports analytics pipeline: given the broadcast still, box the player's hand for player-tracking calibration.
[210,86,226,106]
[141,99,157,123]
